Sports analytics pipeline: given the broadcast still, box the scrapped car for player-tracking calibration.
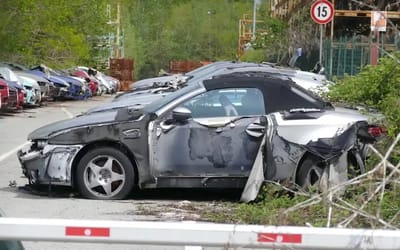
[70,75,91,99]
[0,79,7,110]
[19,75,41,106]
[0,78,18,111]
[127,61,236,91]
[95,62,330,115]
[74,66,115,94]
[29,69,70,99]
[17,71,382,200]
[71,70,99,96]
[0,67,26,110]
[112,62,266,105]
[103,75,121,93]
[31,65,87,100]
[16,71,52,102]
[3,80,23,110]
[128,75,185,90]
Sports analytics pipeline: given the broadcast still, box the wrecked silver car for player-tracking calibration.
[17,71,382,200]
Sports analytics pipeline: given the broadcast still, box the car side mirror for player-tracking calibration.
[172,107,192,122]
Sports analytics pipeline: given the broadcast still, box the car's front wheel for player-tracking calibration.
[75,147,135,199]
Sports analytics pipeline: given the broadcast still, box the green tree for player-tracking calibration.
[0,0,109,68]
[122,0,251,79]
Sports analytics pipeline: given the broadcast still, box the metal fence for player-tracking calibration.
[324,35,400,80]
[324,36,370,80]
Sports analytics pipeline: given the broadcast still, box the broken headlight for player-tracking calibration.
[35,140,47,149]
[59,87,69,92]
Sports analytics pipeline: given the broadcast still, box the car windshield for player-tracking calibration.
[144,82,201,113]
[0,67,19,82]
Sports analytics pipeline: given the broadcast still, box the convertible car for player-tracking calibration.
[17,71,382,200]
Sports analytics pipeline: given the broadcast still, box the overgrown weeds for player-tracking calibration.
[203,135,400,229]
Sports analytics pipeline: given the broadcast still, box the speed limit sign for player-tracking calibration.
[311,0,334,24]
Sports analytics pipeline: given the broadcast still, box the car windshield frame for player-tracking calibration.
[143,81,203,113]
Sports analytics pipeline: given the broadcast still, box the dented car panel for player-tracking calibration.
[150,117,263,176]
[265,117,368,180]
[17,71,378,200]
[241,116,368,202]
[18,144,82,185]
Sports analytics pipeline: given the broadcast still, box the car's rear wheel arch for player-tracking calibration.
[295,149,359,189]
[347,148,366,176]
[71,140,138,189]
[294,152,325,188]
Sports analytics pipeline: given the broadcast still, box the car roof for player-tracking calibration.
[205,71,294,89]
[205,70,329,104]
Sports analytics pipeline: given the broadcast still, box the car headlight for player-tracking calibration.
[36,140,47,149]
[60,87,69,92]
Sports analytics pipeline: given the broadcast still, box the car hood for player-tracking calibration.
[324,107,368,122]
[15,71,51,84]
[19,76,41,90]
[29,70,69,88]
[28,110,118,140]
[334,106,384,124]
[5,80,24,90]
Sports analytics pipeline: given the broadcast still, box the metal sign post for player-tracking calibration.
[370,11,387,65]
[311,0,334,65]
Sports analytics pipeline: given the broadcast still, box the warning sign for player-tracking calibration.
[371,11,387,32]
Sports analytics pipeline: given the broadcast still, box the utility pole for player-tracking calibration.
[115,3,121,58]
[252,0,261,41]
[252,0,256,41]
[107,3,122,59]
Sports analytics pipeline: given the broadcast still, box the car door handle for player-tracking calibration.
[246,123,265,138]
[160,121,175,133]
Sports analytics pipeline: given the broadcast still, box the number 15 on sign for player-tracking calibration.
[310,0,334,66]
[311,0,334,25]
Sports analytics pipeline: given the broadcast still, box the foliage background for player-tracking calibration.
[0,0,255,76]
[0,0,109,68]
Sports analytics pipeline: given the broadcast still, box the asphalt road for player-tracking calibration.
[0,96,231,250]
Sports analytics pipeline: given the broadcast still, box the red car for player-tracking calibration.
[71,70,98,96]
[0,79,18,111]
[17,88,24,109]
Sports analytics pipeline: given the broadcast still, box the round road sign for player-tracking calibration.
[311,0,334,24]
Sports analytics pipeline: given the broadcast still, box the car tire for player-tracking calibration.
[295,157,324,191]
[75,147,135,199]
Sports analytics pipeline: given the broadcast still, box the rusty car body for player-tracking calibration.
[17,71,380,200]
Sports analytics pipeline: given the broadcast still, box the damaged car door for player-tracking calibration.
[149,87,267,188]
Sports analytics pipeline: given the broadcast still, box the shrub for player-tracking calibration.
[327,52,400,135]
